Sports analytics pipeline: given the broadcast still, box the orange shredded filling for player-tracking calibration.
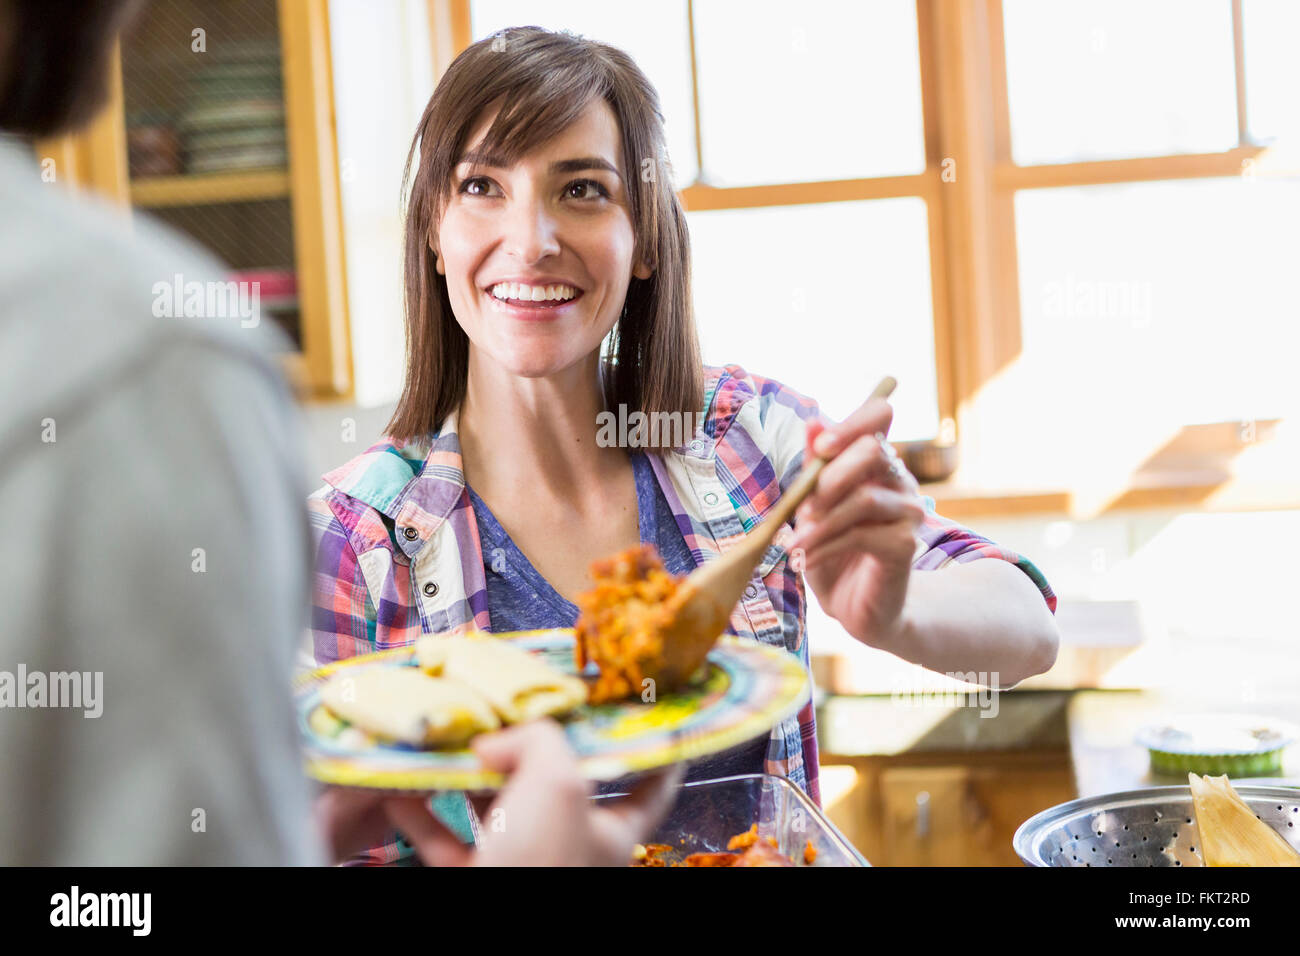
[630,827,807,867]
[726,823,761,850]
[574,544,685,704]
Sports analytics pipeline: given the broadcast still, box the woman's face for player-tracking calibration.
[436,98,650,380]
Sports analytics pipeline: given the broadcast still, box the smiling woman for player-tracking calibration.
[306,26,1060,866]
[389,26,701,442]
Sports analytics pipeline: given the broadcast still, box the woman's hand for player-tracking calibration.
[463,720,682,867]
[315,787,467,865]
[787,398,927,650]
[320,720,681,866]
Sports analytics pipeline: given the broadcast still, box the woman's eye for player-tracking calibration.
[459,177,497,197]
[565,179,609,201]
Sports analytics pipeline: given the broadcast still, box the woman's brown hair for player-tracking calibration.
[386,26,703,447]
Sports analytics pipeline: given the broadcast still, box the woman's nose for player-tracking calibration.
[502,197,561,264]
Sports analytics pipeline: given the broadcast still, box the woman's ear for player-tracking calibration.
[632,260,653,280]
[429,233,446,275]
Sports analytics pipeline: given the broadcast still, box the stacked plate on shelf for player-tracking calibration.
[180,40,287,175]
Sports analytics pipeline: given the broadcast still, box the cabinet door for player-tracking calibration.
[966,767,1076,866]
[881,767,983,866]
[880,765,1074,866]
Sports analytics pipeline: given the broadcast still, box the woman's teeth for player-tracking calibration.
[489,282,578,302]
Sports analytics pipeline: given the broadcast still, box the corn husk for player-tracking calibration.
[1188,773,1300,867]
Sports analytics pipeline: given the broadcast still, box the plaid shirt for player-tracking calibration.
[308,364,1057,864]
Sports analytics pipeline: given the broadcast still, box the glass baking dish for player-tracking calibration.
[594,772,869,866]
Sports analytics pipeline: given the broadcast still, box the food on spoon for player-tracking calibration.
[319,667,499,747]
[1188,773,1300,867]
[416,632,588,723]
[574,544,720,704]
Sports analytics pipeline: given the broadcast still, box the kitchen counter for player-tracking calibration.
[1068,689,1300,798]
[817,690,1071,756]
[818,687,1299,794]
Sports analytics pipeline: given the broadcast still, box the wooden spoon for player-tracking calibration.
[654,376,898,679]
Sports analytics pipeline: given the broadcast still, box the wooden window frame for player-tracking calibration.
[942,0,1299,518]
[435,0,1299,517]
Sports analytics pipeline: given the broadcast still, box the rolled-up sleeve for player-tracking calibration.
[912,498,1058,615]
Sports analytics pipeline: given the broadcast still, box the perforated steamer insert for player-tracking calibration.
[1013,785,1300,866]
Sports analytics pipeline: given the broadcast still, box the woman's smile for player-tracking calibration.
[483,278,586,320]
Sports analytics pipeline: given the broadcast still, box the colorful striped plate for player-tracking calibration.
[294,629,809,792]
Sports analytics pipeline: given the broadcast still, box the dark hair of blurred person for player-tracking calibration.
[0,0,143,137]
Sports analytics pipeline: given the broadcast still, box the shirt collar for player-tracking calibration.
[322,364,752,530]
[322,404,464,516]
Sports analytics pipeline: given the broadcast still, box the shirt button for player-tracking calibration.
[423,581,439,597]
[703,491,719,506]
[403,527,419,541]
[744,584,759,600]
[690,439,704,453]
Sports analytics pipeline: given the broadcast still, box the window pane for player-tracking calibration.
[997,179,1300,486]
[1003,0,1238,165]
[687,199,939,441]
[692,0,925,186]
[1243,0,1300,146]
[469,1,698,186]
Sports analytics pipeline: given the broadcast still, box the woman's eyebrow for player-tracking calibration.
[549,157,620,178]
[456,151,620,178]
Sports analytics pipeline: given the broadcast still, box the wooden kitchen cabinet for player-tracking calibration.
[34,0,351,400]
[822,752,1075,866]
[882,766,980,866]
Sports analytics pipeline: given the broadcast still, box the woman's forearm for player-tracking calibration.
[870,559,1060,687]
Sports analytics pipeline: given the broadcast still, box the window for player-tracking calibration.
[469,0,698,185]
[993,0,1300,495]
[689,198,938,433]
[436,0,1300,502]
[1002,0,1238,165]
[1242,0,1300,145]
[691,0,926,185]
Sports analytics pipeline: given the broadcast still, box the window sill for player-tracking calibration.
[924,420,1298,519]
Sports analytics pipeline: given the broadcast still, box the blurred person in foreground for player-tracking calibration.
[0,0,675,866]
